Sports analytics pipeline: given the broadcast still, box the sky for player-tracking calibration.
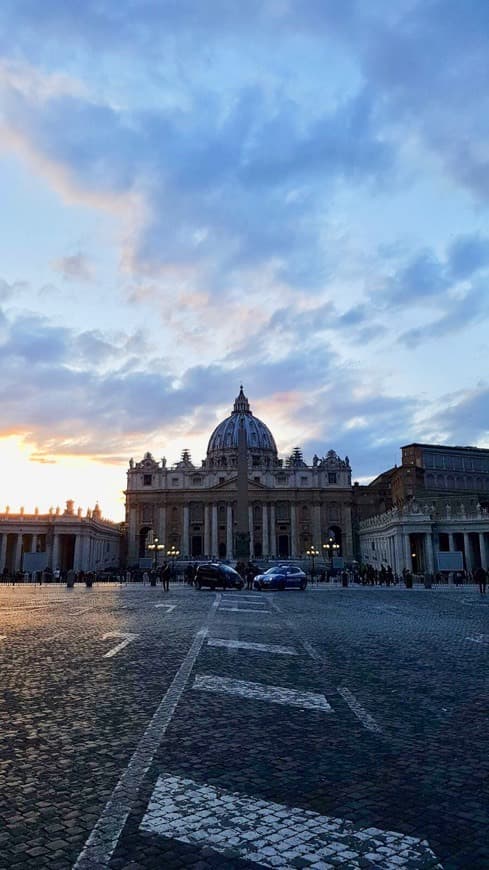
[1,1,489,522]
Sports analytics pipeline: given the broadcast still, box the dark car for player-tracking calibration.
[194,563,244,590]
[254,564,307,591]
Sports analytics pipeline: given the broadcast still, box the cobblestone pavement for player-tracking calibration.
[0,582,487,869]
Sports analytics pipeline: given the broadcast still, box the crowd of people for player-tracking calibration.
[1,561,487,593]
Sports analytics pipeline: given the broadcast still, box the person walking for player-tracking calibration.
[474,566,487,595]
[161,561,170,592]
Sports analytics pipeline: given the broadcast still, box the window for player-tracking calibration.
[219,476,225,484]
[301,476,308,485]
[192,476,202,486]
[328,472,337,484]
[172,477,179,486]
[143,474,152,486]
[254,476,260,483]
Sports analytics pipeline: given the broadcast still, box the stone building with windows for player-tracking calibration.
[0,500,121,576]
[125,388,353,565]
[358,443,489,575]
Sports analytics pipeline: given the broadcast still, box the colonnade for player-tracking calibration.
[0,527,120,574]
[363,528,489,574]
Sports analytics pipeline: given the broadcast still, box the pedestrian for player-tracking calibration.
[474,566,487,595]
[161,561,170,592]
[142,570,149,585]
[246,563,254,590]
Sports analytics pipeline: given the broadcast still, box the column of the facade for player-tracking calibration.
[270,504,276,556]
[262,504,269,557]
[479,533,487,570]
[448,533,455,551]
[290,503,297,558]
[226,504,233,559]
[312,503,321,549]
[182,505,190,557]
[204,504,211,557]
[157,506,166,549]
[31,534,38,554]
[248,507,254,559]
[463,532,472,571]
[211,505,218,557]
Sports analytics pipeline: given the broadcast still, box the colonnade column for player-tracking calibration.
[270,504,276,557]
[448,533,455,551]
[0,535,5,572]
[262,504,269,557]
[31,534,38,554]
[463,532,472,571]
[14,534,23,572]
[211,505,218,558]
[182,505,190,557]
[248,507,254,559]
[128,506,138,564]
[479,533,487,570]
[226,504,233,559]
[290,504,297,559]
[204,505,211,557]
[73,534,81,570]
[402,532,411,572]
[424,533,434,574]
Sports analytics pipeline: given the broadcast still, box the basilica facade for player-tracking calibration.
[125,388,354,565]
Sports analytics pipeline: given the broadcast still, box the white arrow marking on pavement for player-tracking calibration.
[208,638,298,655]
[337,687,383,734]
[102,632,138,658]
[194,674,332,711]
[140,774,442,869]
[154,604,177,612]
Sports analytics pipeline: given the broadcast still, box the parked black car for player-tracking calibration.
[194,563,244,590]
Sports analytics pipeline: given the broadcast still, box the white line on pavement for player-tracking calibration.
[102,632,139,658]
[73,595,220,870]
[466,634,489,644]
[218,606,270,613]
[140,774,442,869]
[154,603,177,611]
[193,674,332,711]
[207,638,298,655]
[337,687,383,734]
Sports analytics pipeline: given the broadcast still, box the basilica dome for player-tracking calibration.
[206,387,278,466]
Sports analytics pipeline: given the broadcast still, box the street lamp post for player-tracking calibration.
[305,545,319,582]
[167,545,180,581]
[322,537,340,562]
[147,535,165,571]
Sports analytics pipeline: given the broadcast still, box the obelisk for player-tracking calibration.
[235,411,250,559]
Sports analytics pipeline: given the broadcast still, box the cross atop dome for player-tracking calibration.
[233,385,252,415]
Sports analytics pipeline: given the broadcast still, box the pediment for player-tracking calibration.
[210,477,269,492]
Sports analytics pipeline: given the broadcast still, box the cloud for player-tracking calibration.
[426,386,489,445]
[447,234,489,280]
[51,252,94,282]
